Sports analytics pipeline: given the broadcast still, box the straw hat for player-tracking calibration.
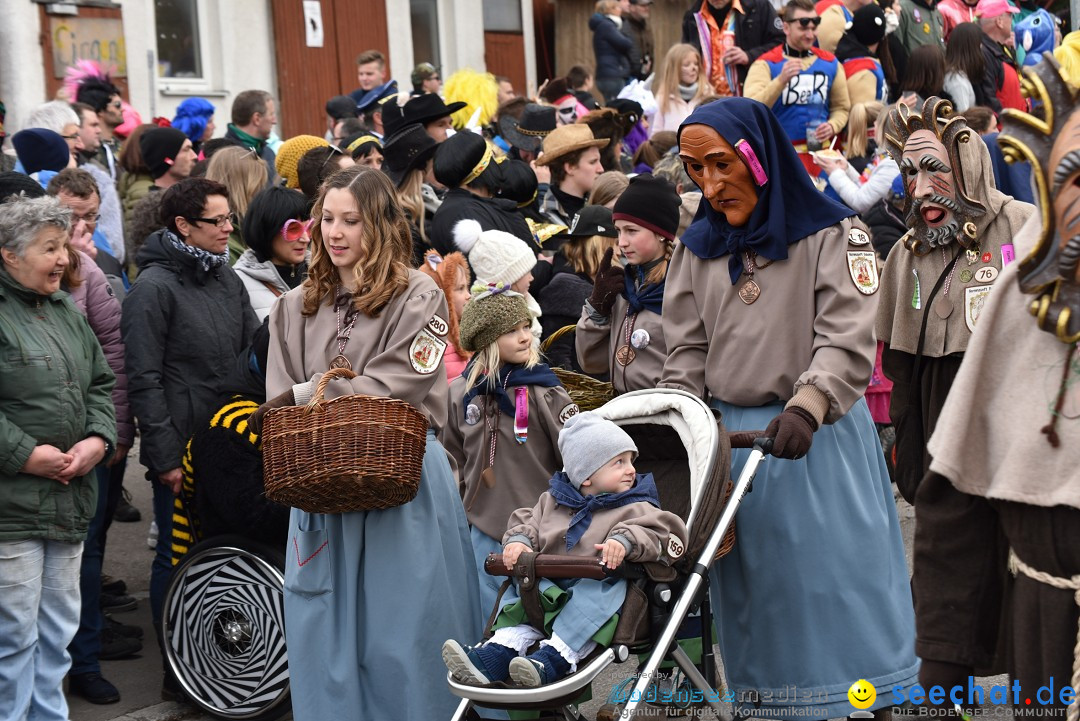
[535,125,609,167]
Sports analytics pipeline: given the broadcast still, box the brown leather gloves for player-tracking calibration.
[764,406,819,459]
[248,388,295,438]
[587,248,625,318]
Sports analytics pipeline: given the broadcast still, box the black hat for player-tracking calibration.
[851,4,887,47]
[11,129,71,175]
[326,95,358,120]
[139,127,189,179]
[383,92,467,136]
[612,174,681,241]
[0,171,47,201]
[498,103,557,153]
[381,123,439,188]
[565,205,618,238]
[433,131,498,189]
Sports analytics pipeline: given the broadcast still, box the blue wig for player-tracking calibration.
[171,97,216,144]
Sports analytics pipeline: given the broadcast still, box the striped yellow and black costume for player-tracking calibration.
[171,396,286,564]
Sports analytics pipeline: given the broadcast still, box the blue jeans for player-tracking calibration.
[0,539,83,721]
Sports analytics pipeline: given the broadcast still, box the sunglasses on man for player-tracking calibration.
[788,15,822,27]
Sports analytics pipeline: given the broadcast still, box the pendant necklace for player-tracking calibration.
[739,251,773,305]
[330,286,358,370]
[615,311,638,366]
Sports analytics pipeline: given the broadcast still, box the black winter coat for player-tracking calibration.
[977,33,1012,115]
[429,188,536,257]
[122,229,259,474]
[590,14,634,81]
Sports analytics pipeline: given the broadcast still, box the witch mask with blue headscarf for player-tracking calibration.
[677,98,853,285]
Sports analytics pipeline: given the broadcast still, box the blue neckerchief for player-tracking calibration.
[548,471,660,551]
[677,98,853,285]
[461,362,561,417]
[623,264,664,315]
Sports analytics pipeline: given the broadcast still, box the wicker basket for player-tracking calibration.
[262,368,429,513]
[541,325,615,411]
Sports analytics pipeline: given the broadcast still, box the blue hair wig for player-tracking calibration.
[171,97,216,144]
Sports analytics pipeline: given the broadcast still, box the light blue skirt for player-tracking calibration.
[709,399,918,719]
[283,431,481,721]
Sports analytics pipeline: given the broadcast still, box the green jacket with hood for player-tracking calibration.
[0,267,116,542]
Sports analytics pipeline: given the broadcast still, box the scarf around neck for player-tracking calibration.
[623,260,665,314]
[677,99,853,285]
[461,361,561,417]
[165,230,230,274]
[548,471,660,551]
[678,83,699,102]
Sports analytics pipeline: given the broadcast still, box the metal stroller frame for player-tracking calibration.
[447,388,771,720]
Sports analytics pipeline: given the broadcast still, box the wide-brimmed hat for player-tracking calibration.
[383,93,468,136]
[381,123,438,188]
[535,124,609,167]
[499,103,557,153]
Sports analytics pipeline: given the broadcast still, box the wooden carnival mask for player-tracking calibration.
[999,55,1080,343]
[884,97,987,256]
[678,124,760,228]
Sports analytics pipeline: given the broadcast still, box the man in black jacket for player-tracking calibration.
[681,0,786,94]
[977,0,1022,115]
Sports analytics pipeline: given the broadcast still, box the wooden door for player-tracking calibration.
[484,32,527,95]
[270,0,389,139]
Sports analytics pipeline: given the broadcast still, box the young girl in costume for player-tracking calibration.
[577,174,681,394]
[442,285,580,619]
[255,166,480,721]
[454,219,544,343]
[442,412,687,687]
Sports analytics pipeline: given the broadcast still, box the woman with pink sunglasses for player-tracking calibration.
[235,186,312,321]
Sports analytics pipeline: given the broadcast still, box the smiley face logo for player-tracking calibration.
[848,679,876,710]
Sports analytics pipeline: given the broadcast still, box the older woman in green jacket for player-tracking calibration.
[0,194,116,721]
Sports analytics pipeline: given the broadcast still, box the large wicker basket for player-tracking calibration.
[262,368,429,513]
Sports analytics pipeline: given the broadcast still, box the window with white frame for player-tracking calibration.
[155,0,202,78]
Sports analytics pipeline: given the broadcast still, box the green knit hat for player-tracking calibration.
[458,284,531,353]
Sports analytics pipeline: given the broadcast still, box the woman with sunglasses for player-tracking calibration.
[236,186,311,321]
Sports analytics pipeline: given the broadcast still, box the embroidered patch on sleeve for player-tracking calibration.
[409,328,447,374]
[558,403,580,424]
[847,250,880,295]
[667,535,685,559]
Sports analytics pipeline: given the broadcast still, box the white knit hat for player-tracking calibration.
[453,219,537,287]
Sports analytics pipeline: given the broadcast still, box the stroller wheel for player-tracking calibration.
[162,535,290,721]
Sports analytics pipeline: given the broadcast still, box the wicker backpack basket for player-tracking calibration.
[262,368,429,513]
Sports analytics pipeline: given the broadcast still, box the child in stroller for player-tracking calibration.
[442,411,688,688]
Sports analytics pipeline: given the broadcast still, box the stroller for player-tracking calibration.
[448,388,772,720]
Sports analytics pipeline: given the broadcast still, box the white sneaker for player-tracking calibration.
[147,520,158,549]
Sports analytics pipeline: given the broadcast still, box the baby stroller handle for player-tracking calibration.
[619,441,770,720]
[483,552,648,580]
[727,431,773,454]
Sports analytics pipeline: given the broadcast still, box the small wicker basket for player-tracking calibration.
[541,325,615,411]
[262,368,429,513]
